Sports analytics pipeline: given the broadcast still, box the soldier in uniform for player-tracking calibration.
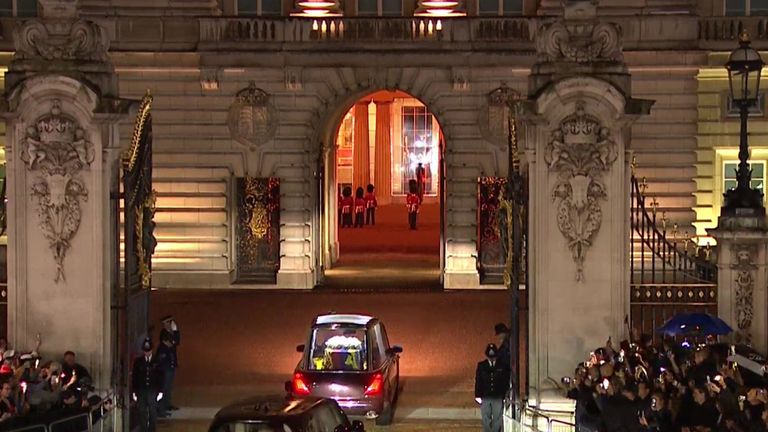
[158,315,180,411]
[406,179,420,230]
[475,343,510,432]
[132,338,164,432]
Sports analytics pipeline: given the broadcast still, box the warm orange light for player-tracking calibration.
[363,373,384,396]
[292,373,311,396]
[420,1,459,7]
[297,0,336,7]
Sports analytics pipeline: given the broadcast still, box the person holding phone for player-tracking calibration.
[638,393,672,432]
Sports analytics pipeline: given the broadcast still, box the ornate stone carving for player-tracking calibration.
[227,82,278,150]
[545,101,617,281]
[23,100,94,282]
[731,243,757,343]
[13,19,109,63]
[479,84,520,148]
[536,1,622,64]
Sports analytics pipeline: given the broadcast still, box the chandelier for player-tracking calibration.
[414,0,466,16]
[290,0,343,17]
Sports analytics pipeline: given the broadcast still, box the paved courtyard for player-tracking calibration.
[148,287,509,423]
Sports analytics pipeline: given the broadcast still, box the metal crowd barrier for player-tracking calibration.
[505,400,576,432]
[8,392,114,432]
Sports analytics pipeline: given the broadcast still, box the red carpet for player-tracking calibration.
[338,203,440,255]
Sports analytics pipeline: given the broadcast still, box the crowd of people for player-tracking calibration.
[565,332,768,432]
[0,334,109,432]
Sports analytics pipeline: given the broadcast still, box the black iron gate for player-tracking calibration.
[630,166,717,341]
[117,92,156,430]
[234,177,280,283]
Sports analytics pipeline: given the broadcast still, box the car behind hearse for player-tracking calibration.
[287,314,402,425]
[208,396,366,432]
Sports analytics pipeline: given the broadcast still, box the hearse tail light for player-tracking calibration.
[364,373,384,396]
[292,372,311,396]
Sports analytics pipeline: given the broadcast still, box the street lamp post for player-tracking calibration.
[722,30,766,217]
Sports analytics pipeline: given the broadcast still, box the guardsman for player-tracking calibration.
[353,187,366,228]
[132,338,164,432]
[475,343,510,432]
[415,162,426,203]
[364,184,377,226]
[340,186,354,228]
[406,179,420,230]
[159,315,180,412]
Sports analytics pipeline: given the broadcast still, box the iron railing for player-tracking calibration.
[630,172,718,338]
[7,393,114,432]
[505,401,576,432]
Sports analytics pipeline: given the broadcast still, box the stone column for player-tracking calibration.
[710,222,768,354]
[2,0,130,391]
[523,0,652,403]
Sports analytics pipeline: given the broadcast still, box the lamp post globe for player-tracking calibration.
[722,30,766,215]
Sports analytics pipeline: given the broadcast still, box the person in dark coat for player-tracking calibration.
[475,343,510,432]
[155,333,175,418]
[494,323,511,370]
[158,315,180,411]
[132,338,164,432]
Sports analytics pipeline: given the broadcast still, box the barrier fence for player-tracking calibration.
[7,392,114,432]
[505,401,576,432]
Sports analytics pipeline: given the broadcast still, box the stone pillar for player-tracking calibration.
[524,0,652,403]
[2,0,130,391]
[710,222,768,354]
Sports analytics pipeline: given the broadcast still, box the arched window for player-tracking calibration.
[726,0,768,15]
[237,0,282,16]
[0,0,37,17]
[477,0,521,16]
[357,0,402,16]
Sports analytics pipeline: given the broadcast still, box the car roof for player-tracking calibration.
[314,314,375,326]
[211,396,329,426]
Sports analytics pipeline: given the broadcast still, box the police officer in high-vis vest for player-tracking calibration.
[132,338,164,432]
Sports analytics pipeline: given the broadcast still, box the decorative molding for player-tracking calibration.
[227,82,278,150]
[13,19,109,63]
[731,243,757,344]
[545,101,617,281]
[536,1,622,65]
[285,68,303,91]
[23,100,94,282]
[478,84,520,148]
[451,68,470,91]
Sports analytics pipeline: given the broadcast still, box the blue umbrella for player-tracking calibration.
[657,312,733,336]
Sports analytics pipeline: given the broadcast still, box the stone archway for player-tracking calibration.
[315,88,447,289]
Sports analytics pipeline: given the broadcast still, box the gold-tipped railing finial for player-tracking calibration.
[123,89,153,171]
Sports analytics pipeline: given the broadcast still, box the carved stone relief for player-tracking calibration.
[478,84,520,148]
[23,100,94,282]
[545,101,617,281]
[227,82,278,150]
[13,18,109,63]
[535,0,622,65]
[731,243,757,343]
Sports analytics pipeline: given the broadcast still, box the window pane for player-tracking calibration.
[751,180,764,191]
[724,163,738,179]
[261,0,282,15]
[726,0,747,16]
[752,0,768,15]
[753,162,765,177]
[478,0,498,15]
[308,326,368,371]
[0,0,12,16]
[358,0,377,15]
[18,0,36,16]
[237,0,258,15]
[725,180,737,191]
[382,0,401,15]
[502,0,522,15]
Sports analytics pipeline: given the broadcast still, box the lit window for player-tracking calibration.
[392,104,440,196]
[726,0,768,15]
[0,0,37,17]
[237,0,282,16]
[358,0,401,16]
[478,0,521,16]
[724,161,766,196]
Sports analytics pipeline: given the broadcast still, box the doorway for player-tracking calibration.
[320,90,444,291]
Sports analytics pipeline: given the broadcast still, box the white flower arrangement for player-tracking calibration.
[324,335,362,350]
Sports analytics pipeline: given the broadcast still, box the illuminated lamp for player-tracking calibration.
[414,0,465,17]
[291,0,343,17]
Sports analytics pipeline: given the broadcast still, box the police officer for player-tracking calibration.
[475,343,510,432]
[159,315,180,411]
[132,338,164,432]
[494,323,511,369]
[156,332,176,417]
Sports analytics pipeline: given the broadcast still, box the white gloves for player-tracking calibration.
[171,322,178,332]
[132,393,137,402]
[475,397,482,404]
[156,392,163,402]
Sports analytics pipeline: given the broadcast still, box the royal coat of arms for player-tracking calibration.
[227,82,277,150]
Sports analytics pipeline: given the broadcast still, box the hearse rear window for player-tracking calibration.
[308,325,368,371]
